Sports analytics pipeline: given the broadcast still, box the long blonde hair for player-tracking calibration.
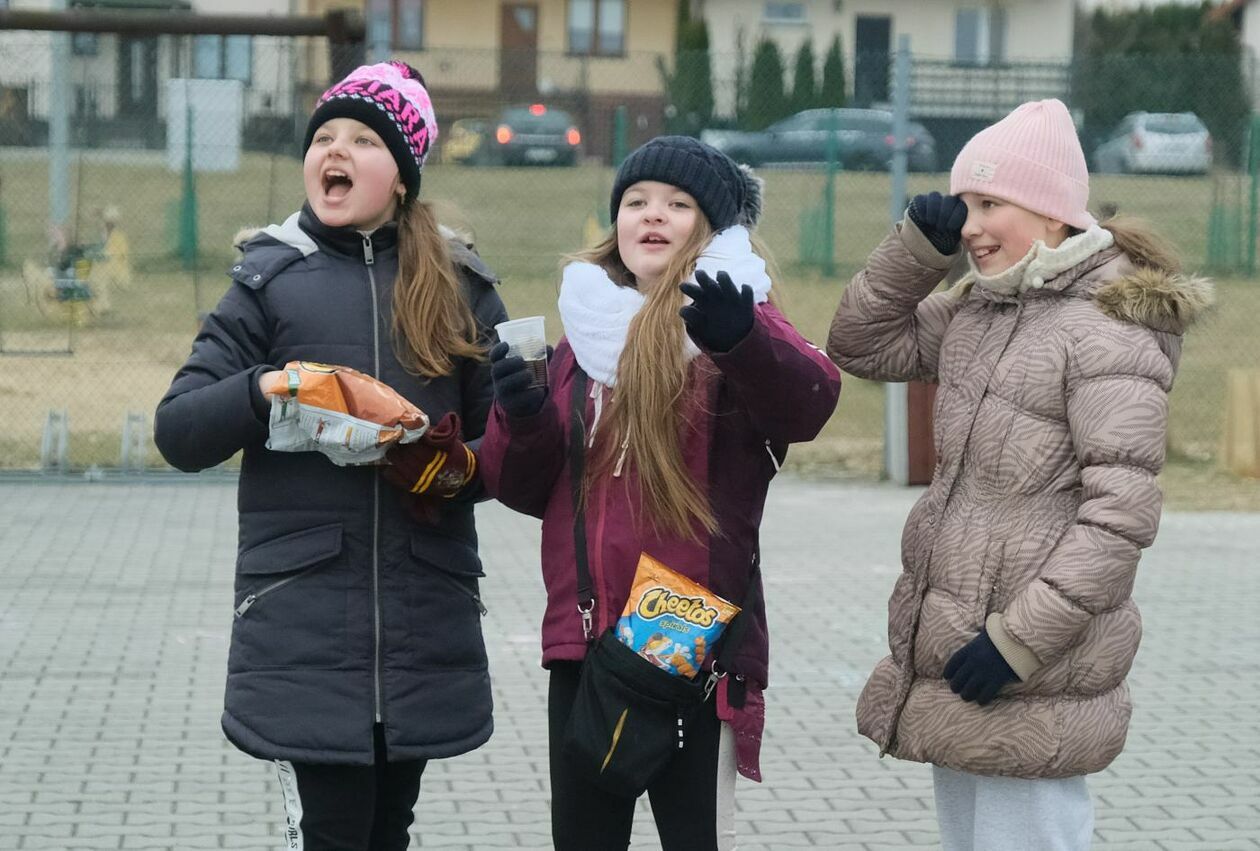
[391,200,483,377]
[566,215,719,540]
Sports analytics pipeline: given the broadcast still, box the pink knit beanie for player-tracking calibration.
[950,99,1096,230]
[303,61,438,201]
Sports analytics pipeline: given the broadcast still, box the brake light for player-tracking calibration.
[529,103,546,116]
[566,127,581,146]
[885,134,895,146]
[496,125,513,144]
[1131,132,1143,150]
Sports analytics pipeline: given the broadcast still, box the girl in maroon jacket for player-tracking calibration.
[479,136,841,851]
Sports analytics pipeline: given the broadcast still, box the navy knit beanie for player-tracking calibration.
[610,136,763,230]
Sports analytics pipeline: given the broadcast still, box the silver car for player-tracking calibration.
[1093,111,1212,175]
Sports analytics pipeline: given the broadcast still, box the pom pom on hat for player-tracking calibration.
[950,99,1096,230]
[303,60,438,202]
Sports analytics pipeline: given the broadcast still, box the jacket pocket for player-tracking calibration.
[411,533,487,614]
[974,539,1006,624]
[235,522,344,617]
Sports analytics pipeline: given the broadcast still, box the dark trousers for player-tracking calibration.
[548,661,730,851]
[277,724,427,851]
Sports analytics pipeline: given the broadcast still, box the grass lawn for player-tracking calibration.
[1,151,1256,508]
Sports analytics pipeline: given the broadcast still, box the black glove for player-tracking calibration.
[907,191,968,255]
[679,270,755,353]
[489,341,547,418]
[942,629,1018,706]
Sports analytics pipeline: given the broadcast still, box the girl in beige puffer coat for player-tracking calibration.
[827,99,1212,850]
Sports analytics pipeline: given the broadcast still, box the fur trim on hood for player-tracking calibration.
[233,226,263,255]
[1094,267,1214,335]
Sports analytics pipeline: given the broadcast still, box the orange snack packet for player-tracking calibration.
[262,361,429,465]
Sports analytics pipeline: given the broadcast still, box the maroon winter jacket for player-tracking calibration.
[480,302,840,778]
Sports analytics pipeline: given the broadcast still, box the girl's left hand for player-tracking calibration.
[257,370,284,395]
[679,270,755,353]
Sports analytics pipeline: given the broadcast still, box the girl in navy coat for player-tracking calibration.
[154,61,507,851]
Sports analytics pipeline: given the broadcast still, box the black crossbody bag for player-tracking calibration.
[559,367,761,798]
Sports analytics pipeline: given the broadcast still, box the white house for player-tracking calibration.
[698,0,1077,119]
[1210,0,1260,108]
[0,0,300,147]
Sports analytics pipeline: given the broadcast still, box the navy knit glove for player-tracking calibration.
[907,191,969,255]
[943,628,1018,706]
[679,270,755,353]
[489,341,547,418]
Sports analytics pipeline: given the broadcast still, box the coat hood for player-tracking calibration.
[1093,266,1214,335]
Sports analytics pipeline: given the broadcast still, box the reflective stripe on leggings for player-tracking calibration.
[274,760,305,851]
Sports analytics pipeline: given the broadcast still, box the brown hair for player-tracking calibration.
[391,200,483,377]
[1098,214,1181,274]
[568,217,719,540]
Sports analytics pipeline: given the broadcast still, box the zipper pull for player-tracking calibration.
[362,235,375,266]
[764,440,781,472]
[472,594,488,615]
[234,594,257,618]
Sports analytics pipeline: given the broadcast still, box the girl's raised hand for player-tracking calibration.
[488,341,547,418]
[679,270,755,353]
[907,191,968,255]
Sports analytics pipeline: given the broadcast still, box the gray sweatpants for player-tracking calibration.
[932,764,1094,851]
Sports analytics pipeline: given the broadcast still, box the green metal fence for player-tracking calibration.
[0,33,1256,504]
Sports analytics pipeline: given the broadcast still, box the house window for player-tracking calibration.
[764,2,806,24]
[394,0,424,50]
[193,35,252,83]
[71,32,99,56]
[569,0,625,56]
[955,8,1006,66]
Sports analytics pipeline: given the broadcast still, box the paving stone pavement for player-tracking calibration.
[1,477,1258,850]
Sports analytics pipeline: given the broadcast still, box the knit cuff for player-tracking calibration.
[986,612,1043,681]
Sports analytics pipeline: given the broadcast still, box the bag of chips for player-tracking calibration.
[262,361,429,466]
[614,553,741,680]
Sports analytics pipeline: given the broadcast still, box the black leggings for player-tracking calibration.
[548,661,733,851]
[277,724,427,851]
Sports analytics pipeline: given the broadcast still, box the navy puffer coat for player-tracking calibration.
[155,205,508,765]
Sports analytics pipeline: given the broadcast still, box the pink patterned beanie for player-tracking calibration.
[303,61,438,201]
[950,99,1096,230]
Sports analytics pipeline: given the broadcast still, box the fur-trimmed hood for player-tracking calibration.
[1094,266,1214,335]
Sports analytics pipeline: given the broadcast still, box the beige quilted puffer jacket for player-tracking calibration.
[828,219,1212,778]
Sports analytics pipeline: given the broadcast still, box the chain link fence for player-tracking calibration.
[0,32,1256,502]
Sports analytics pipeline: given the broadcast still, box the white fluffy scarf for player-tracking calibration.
[558,225,773,387]
[971,225,1115,296]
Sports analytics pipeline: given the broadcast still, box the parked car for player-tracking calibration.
[700,108,938,172]
[1092,111,1212,175]
[448,104,582,167]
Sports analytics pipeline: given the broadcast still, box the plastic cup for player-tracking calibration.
[495,316,548,389]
